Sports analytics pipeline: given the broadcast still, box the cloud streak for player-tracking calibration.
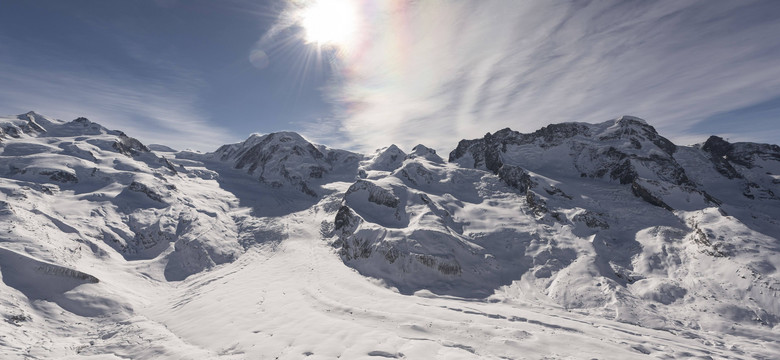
[308,0,780,152]
[0,64,235,151]
[0,23,237,152]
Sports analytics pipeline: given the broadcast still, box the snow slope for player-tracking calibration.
[0,112,778,359]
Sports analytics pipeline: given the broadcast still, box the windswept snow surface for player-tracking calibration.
[0,112,778,359]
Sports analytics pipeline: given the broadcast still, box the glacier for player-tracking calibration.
[0,111,778,359]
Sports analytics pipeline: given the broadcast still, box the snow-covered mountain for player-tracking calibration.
[210,131,361,196]
[1,111,778,359]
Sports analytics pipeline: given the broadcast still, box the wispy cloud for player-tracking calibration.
[0,27,236,152]
[301,0,780,152]
[0,64,235,151]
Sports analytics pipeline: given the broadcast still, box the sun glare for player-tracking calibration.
[299,0,358,48]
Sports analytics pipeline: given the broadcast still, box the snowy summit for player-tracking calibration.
[0,112,778,359]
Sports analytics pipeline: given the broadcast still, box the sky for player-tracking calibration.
[1,0,780,153]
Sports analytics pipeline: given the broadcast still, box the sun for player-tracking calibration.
[299,0,358,48]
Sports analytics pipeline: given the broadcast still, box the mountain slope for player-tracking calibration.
[0,112,778,359]
[333,115,780,329]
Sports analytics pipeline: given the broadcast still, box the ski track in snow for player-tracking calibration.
[145,214,772,360]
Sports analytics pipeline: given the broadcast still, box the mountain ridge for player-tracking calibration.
[1,111,778,359]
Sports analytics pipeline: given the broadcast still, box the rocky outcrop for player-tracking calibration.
[1,111,49,139]
[40,170,78,184]
[700,136,780,199]
[702,136,780,169]
[572,211,609,229]
[631,180,673,211]
[398,162,436,186]
[497,164,533,192]
[113,134,151,156]
[449,127,517,172]
[449,116,714,210]
[0,201,14,216]
[702,135,780,176]
[345,180,400,208]
[450,117,690,186]
[127,181,164,203]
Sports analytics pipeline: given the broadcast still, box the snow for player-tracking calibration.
[0,112,778,359]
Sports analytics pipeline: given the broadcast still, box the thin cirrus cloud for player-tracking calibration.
[292,0,780,153]
[0,57,234,152]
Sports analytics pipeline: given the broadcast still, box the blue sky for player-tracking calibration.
[1,0,780,152]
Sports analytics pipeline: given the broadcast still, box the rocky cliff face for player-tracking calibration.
[449,116,722,211]
[452,116,683,182]
[698,135,779,200]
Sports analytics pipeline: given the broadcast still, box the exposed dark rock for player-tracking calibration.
[113,135,150,156]
[128,181,164,203]
[384,247,400,263]
[631,180,673,211]
[609,158,637,185]
[399,163,435,186]
[39,170,78,184]
[309,166,325,178]
[702,136,733,158]
[161,157,178,174]
[341,237,372,260]
[498,164,533,193]
[525,191,549,216]
[346,180,400,208]
[0,200,14,216]
[690,222,728,257]
[601,116,676,155]
[3,125,21,138]
[702,135,780,172]
[413,254,462,275]
[334,205,360,233]
[5,314,31,326]
[545,187,573,200]
[36,264,99,283]
[72,117,90,125]
[702,136,742,179]
[532,123,592,147]
[573,211,609,229]
[450,118,690,187]
[449,128,519,172]
[437,262,462,275]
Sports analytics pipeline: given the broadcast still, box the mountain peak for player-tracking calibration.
[408,144,443,163]
[239,131,313,149]
[702,135,732,156]
[19,110,43,119]
[615,115,648,125]
[361,144,406,172]
[213,131,361,196]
